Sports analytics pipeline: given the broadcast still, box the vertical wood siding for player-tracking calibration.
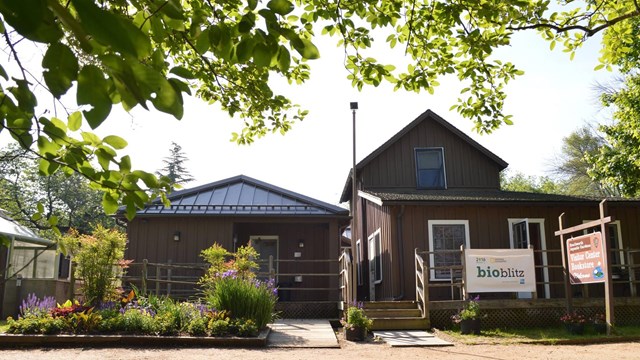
[362,201,640,301]
[360,117,502,191]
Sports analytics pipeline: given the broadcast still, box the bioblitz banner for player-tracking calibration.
[566,232,607,285]
[465,249,536,293]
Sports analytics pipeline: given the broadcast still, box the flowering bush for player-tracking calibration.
[340,302,372,331]
[591,313,606,325]
[560,311,587,325]
[19,293,56,318]
[451,296,483,323]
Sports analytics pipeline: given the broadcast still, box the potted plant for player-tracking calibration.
[591,313,607,334]
[451,296,483,335]
[560,311,587,335]
[341,303,373,341]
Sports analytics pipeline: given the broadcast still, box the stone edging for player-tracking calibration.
[0,327,270,348]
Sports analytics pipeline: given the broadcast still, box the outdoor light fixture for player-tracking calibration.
[298,239,305,248]
[173,231,181,242]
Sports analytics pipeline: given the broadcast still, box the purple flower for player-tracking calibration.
[20,293,55,317]
[221,269,238,279]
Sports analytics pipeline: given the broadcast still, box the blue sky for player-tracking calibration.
[1,28,617,206]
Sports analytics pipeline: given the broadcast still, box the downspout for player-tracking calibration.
[392,205,405,300]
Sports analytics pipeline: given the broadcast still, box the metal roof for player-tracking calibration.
[135,175,349,217]
[0,210,53,245]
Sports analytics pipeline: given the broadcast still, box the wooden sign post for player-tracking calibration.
[554,200,614,335]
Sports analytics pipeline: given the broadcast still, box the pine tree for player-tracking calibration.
[156,142,195,186]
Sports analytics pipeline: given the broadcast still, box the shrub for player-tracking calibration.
[58,226,128,306]
[187,317,208,336]
[208,319,230,336]
[341,303,373,331]
[231,318,259,337]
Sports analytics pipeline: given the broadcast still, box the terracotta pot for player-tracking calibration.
[460,319,481,335]
[344,326,367,341]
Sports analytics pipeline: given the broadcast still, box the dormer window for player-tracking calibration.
[415,148,446,189]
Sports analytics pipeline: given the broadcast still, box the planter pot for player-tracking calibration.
[460,319,481,335]
[593,323,607,334]
[344,326,367,341]
[564,323,585,335]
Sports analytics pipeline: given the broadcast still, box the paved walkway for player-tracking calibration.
[267,319,340,348]
[268,320,453,348]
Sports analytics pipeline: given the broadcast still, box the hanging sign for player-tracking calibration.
[465,248,536,293]
[566,232,606,284]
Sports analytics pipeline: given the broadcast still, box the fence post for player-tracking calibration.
[629,250,636,297]
[155,262,160,296]
[268,255,275,280]
[142,259,148,295]
[167,259,172,296]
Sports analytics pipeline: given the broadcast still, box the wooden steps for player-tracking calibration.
[362,301,429,330]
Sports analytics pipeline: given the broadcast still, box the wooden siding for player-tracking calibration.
[360,117,502,191]
[126,216,343,302]
[362,201,640,301]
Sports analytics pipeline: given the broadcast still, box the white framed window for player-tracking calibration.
[356,239,363,286]
[415,148,446,189]
[428,220,470,281]
[368,230,382,284]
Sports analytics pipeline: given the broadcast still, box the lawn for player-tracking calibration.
[439,325,640,345]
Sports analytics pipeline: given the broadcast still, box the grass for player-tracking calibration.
[439,325,640,345]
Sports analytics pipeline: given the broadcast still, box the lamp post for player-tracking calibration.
[350,101,358,304]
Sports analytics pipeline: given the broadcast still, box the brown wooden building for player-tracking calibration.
[122,175,350,309]
[340,109,640,303]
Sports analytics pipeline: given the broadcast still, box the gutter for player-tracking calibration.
[392,205,405,300]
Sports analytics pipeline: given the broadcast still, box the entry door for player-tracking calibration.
[509,219,549,298]
[368,236,376,301]
[249,236,278,281]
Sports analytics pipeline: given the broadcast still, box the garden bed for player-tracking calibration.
[0,327,270,348]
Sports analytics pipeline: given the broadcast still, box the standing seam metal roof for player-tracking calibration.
[136,175,349,217]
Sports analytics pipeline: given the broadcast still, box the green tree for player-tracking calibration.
[0,0,637,218]
[588,74,640,197]
[550,126,620,197]
[500,171,564,194]
[156,142,195,186]
[0,144,115,234]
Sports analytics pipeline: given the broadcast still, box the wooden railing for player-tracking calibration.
[414,248,428,319]
[339,249,353,310]
[122,257,342,301]
[414,247,640,301]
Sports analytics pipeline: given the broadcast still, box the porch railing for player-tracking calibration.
[414,248,428,319]
[414,247,640,301]
[339,249,353,310]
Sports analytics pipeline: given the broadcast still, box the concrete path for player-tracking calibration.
[373,330,453,347]
[267,319,339,348]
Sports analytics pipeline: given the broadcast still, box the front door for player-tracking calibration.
[249,235,278,281]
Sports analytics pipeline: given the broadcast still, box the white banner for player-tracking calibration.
[465,249,536,293]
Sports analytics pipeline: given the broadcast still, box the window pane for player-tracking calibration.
[35,250,56,278]
[11,249,35,279]
[416,149,445,189]
[432,224,466,280]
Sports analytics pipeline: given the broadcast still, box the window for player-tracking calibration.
[415,148,446,189]
[10,241,57,279]
[583,221,624,273]
[428,220,470,281]
[368,230,382,284]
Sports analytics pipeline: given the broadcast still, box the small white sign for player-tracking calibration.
[465,248,536,293]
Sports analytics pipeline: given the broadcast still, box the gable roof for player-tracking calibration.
[0,209,52,245]
[133,175,349,217]
[339,109,509,202]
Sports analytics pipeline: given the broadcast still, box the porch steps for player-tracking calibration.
[363,301,429,330]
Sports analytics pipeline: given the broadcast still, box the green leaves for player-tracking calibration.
[72,0,151,59]
[0,0,62,43]
[268,0,294,15]
[77,65,112,129]
[42,43,79,98]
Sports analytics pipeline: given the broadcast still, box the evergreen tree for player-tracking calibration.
[156,142,195,186]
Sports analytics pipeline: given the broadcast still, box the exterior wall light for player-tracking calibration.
[173,231,181,242]
[298,239,305,248]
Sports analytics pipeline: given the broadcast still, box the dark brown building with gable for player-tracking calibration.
[340,109,640,303]
[122,175,350,316]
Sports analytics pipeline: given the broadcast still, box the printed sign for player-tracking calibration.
[465,249,536,293]
[566,232,607,285]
